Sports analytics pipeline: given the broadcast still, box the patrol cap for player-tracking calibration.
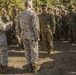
[48,7,51,9]
[42,4,47,9]
[25,0,32,5]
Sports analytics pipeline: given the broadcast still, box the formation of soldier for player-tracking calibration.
[44,5,76,44]
[0,0,76,73]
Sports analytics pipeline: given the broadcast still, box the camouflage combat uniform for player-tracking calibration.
[68,11,76,43]
[54,14,62,40]
[0,18,11,66]
[62,14,69,40]
[16,8,40,66]
[12,14,22,47]
[39,12,55,51]
[1,15,12,45]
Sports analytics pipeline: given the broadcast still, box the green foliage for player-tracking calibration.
[0,0,76,11]
[0,0,24,10]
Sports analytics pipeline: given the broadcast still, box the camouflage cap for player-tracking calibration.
[48,7,52,10]
[42,4,47,8]
[25,0,32,5]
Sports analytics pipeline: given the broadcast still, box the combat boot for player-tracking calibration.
[2,65,14,73]
[46,49,53,55]
[28,64,33,72]
[32,65,41,73]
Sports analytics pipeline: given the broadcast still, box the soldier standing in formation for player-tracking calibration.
[38,4,55,55]
[68,5,76,43]
[16,0,40,73]
[1,10,12,45]
[12,8,23,49]
[53,8,62,40]
[61,10,69,40]
[0,18,14,73]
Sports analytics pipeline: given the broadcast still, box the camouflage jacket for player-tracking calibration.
[38,13,55,33]
[16,8,40,41]
[0,18,11,48]
[1,15,10,23]
[68,12,76,25]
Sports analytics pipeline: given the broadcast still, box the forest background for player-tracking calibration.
[0,0,76,15]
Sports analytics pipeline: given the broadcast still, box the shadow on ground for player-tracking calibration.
[39,41,76,75]
[0,41,76,75]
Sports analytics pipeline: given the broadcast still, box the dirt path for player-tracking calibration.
[1,41,76,75]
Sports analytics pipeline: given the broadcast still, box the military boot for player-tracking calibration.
[2,65,14,73]
[32,65,41,73]
[28,64,33,72]
[46,49,53,55]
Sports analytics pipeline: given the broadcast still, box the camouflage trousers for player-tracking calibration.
[0,41,8,66]
[42,32,53,50]
[15,34,22,46]
[23,39,39,66]
[69,25,76,42]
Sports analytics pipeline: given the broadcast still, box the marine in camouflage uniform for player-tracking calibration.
[16,0,40,73]
[0,18,14,73]
[61,10,69,40]
[68,5,76,43]
[1,10,12,45]
[12,8,23,49]
[53,9,62,40]
[38,5,55,55]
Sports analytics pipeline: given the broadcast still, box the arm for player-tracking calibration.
[50,14,56,33]
[0,19,11,31]
[38,14,42,34]
[16,15,21,37]
[31,12,40,41]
